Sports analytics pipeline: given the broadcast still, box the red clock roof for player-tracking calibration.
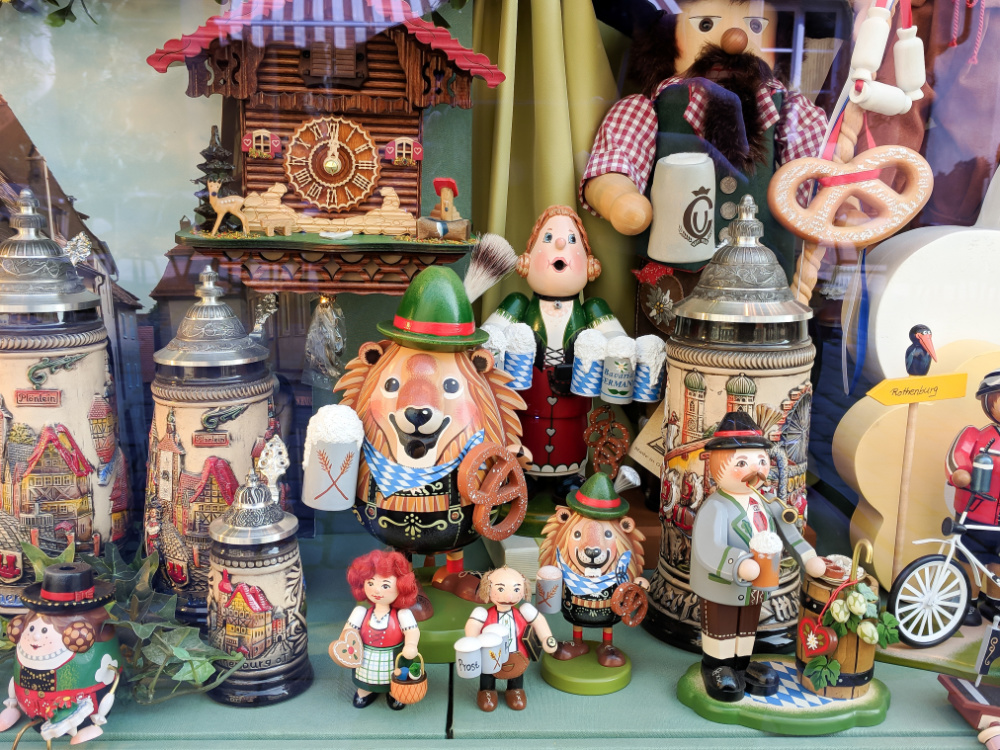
[147,0,504,89]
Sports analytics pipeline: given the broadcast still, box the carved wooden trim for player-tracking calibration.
[186,40,264,100]
[184,244,466,297]
[388,28,473,110]
[250,92,412,116]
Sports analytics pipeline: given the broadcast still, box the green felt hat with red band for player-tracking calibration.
[377,266,489,352]
[567,472,629,520]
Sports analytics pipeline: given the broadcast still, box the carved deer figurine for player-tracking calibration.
[206,179,248,236]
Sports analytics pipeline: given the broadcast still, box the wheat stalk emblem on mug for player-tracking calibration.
[536,586,556,610]
[317,450,354,501]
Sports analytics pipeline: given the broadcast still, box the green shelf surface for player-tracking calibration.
[175,228,472,253]
[3,530,987,748]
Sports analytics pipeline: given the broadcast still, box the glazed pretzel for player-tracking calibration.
[768,145,933,247]
[458,441,528,541]
[610,581,648,627]
[584,406,630,479]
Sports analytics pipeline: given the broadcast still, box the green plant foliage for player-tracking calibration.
[876,611,901,649]
[0,544,244,704]
[4,0,95,25]
[804,655,841,690]
[21,539,74,580]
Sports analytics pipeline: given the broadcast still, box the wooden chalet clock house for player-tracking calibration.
[147,0,503,299]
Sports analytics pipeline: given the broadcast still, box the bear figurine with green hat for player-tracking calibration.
[333,234,539,662]
[537,468,650,695]
[0,561,122,745]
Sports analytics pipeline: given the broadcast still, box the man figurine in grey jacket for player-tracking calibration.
[691,412,826,701]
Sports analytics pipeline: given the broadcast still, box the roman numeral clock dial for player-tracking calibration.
[285,115,381,211]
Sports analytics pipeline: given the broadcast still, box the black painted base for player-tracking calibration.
[641,604,701,654]
[641,604,797,656]
[174,597,209,629]
[208,652,314,706]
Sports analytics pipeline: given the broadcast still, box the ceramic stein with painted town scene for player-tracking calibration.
[143,266,278,625]
[0,190,130,613]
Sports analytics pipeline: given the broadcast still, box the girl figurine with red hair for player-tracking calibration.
[339,550,421,709]
[484,206,626,477]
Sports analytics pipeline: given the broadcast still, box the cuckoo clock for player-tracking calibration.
[285,115,381,212]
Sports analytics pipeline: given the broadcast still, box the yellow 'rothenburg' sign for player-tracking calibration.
[867,373,968,406]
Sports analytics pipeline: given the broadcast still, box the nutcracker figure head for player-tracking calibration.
[346,550,419,609]
[976,369,1000,423]
[704,411,772,493]
[476,566,529,607]
[674,0,778,72]
[516,206,601,297]
[620,0,788,173]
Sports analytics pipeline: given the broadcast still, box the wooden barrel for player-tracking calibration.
[796,574,879,699]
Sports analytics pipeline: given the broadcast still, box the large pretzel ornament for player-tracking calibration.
[768,145,933,248]
[611,581,648,627]
[457,441,529,541]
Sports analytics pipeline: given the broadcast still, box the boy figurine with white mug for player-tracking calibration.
[464,567,556,712]
[691,411,825,701]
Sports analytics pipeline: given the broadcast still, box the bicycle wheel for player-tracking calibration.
[887,555,970,648]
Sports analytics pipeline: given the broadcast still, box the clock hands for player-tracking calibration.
[323,126,342,176]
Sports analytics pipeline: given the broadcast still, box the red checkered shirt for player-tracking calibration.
[579,77,827,212]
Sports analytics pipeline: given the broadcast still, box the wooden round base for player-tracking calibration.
[540,641,632,695]
[412,571,481,664]
[676,656,890,735]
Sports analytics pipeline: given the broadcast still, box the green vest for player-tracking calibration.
[646,84,795,281]
[16,638,122,693]
[493,293,616,363]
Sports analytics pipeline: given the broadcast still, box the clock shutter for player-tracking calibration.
[299,44,368,89]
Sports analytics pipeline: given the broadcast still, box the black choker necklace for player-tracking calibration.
[536,293,576,310]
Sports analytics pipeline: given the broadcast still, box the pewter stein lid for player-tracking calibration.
[210,436,297,545]
[154,266,272,368]
[0,189,100,313]
[209,470,298,545]
[673,196,812,325]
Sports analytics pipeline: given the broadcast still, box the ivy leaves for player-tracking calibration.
[75,545,245,704]
[4,0,95,26]
[21,539,74,580]
[804,655,841,690]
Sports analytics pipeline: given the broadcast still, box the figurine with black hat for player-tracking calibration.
[536,468,649,694]
[0,562,121,745]
[689,411,825,702]
[946,368,1000,626]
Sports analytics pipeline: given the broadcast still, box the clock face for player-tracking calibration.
[285,115,381,211]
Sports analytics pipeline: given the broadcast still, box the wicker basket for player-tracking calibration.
[390,652,427,705]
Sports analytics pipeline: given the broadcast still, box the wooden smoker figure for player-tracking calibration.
[691,412,824,701]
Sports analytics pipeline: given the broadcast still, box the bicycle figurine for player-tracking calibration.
[887,440,1000,647]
